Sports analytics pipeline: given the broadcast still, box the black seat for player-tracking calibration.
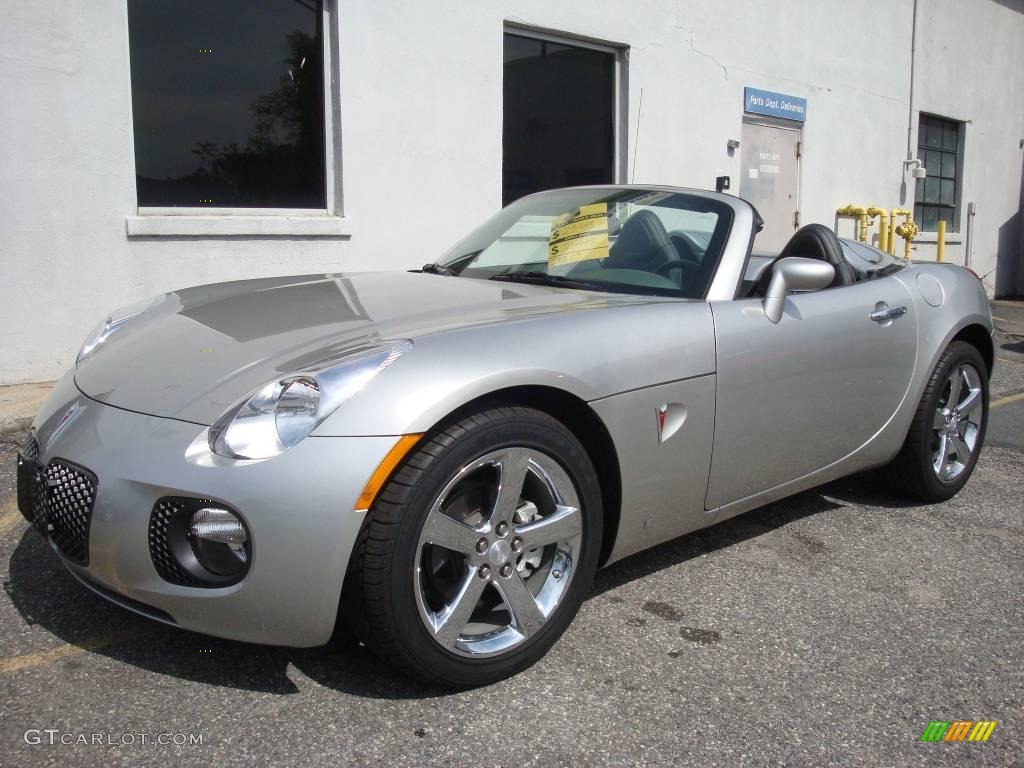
[605,210,675,273]
[753,223,857,296]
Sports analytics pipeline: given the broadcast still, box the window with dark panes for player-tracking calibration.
[502,33,616,206]
[127,0,325,209]
[915,114,962,231]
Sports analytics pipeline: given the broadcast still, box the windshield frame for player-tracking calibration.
[439,186,738,299]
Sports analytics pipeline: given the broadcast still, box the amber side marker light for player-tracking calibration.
[355,434,424,510]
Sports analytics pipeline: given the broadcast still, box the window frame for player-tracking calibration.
[914,113,964,234]
[501,23,629,197]
[125,0,349,237]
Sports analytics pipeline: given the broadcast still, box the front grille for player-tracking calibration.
[16,459,36,525]
[22,434,40,461]
[149,498,206,587]
[16,450,97,565]
[15,435,41,525]
[29,467,49,536]
[43,461,97,564]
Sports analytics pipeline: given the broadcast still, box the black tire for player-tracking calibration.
[342,406,603,687]
[884,341,989,502]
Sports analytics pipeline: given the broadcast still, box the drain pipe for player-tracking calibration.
[906,0,919,162]
[964,201,975,268]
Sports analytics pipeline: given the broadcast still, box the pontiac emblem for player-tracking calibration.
[655,403,688,444]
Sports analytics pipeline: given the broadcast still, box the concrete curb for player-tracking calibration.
[991,300,1024,339]
[0,382,54,436]
[0,416,32,437]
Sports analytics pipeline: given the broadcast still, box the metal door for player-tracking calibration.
[739,122,800,252]
[705,276,918,510]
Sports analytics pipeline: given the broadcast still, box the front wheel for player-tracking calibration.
[344,406,602,687]
[884,341,989,502]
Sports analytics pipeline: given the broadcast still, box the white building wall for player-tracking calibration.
[1,0,1022,385]
[911,0,1024,292]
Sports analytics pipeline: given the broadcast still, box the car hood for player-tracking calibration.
[74,271,650,424]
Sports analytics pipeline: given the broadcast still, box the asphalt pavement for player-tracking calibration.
[0,319,1022,767]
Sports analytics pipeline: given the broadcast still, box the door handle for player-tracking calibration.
[869,305,908,323]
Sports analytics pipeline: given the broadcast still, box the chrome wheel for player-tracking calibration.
[931,362,983,482]
[413,447,583,658]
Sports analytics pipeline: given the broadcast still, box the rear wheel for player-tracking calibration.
[344,406,602,686]
[884,341,988,502]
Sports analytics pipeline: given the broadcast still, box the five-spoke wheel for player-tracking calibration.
[345,406,601,687]
[886,340,989,501]
[414,447,582,656]
[931,362,984,482]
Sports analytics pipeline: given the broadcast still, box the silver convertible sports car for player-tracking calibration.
[19,185,992,686]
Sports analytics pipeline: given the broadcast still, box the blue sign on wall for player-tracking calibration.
[744,87,807,122]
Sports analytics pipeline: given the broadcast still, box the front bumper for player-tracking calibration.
[19,372,397,647]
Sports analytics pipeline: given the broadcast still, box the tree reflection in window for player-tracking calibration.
[128,1,325,208]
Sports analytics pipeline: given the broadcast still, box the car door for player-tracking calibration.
[705,274,917,509]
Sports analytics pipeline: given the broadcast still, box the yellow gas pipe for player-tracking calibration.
[892,212,918,260]
[936,220,946,262]
[837,205,917,257]
[889,208,912,256]
[866,207,889,253]
[836,205,869,243]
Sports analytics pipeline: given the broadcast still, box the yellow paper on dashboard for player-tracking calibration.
[548,203,609,268]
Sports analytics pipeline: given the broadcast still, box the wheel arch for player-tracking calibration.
[950,323,994,378]
[432,385,623,566]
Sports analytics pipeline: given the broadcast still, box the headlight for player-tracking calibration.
[208,340,412,460]
[76,295,163,364]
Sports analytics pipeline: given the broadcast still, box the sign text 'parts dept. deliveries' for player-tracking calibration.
[548,203,610,268]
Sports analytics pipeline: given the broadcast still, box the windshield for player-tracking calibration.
[439,187,734,298]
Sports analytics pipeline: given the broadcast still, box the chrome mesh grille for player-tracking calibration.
[149,498,205,587]
[15,436,43,526]
[16,460,37,526]
[22,434,40,461]
[29,468,49,535]
[16,447,97,564]
[43,460,96,564]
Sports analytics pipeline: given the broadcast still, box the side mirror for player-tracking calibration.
[763,257,835,324]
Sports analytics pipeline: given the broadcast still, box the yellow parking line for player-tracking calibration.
[1,498,156,673]
[0,501,23,537]
[991,391,1024,409]
[0,626,154,674]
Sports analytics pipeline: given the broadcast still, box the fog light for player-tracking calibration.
[188,507,249,577]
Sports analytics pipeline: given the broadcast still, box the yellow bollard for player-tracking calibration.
[936,220,946,262]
